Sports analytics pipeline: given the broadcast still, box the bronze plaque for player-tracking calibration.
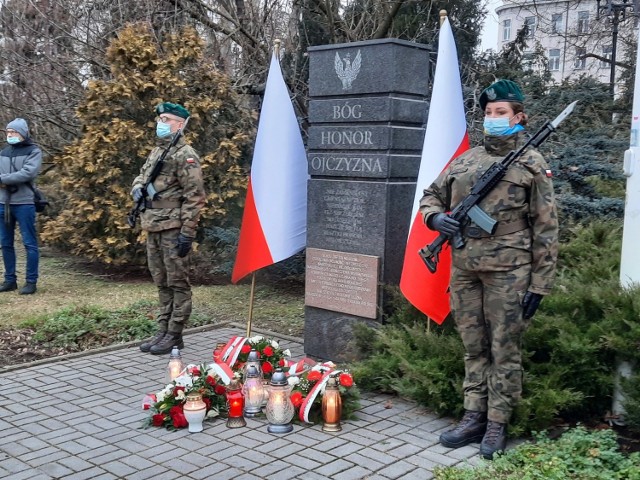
[305,247,379,319]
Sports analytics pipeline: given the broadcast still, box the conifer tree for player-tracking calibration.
[41,23,254,265]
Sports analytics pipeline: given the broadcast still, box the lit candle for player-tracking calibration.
[243,366,265,417]
[165,346,184,383]
[226,379,246,428]
[321,376,342,432]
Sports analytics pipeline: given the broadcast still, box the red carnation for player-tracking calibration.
[262,346,274,357]
[190,366,200,376]
[169,405,183,416]
[214,384,226,396]
[173,386,185,397]
[203,397,211,411]
[278,358,286,367]
[262,361,273,374]
[339,373,354,388]
[172,412,188,428]
[206,375,217,387]
[240,344,252,354]
[152,414,165,426]
[307,370,322,382]
[290,391,303,408]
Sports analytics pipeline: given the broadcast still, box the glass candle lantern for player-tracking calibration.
[243,350,263,382]
[213,342,226,362]
[265,369,294,434]
[226,379,246,428]
[321,375,342,432]
[165,346,184,383]
[183,392,207,433]
[243,365,265,417]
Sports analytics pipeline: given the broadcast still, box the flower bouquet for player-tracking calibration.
[289,362,360,424]
[215,335,291,379]
[142,363,228,430]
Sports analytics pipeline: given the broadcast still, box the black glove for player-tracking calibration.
[429,213,461,236]
[132,187,143,203]
[175,234,193,258]
[522,291,544,319]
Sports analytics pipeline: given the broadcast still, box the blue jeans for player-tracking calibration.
[0,204,39,284]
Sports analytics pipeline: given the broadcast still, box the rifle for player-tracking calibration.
[419,101,577,273]
[127,118,189,228]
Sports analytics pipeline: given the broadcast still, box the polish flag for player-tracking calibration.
[232,53,308,283]
[399,18,470,324]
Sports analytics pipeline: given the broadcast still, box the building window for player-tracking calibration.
[552,13,563,34]
[549,49,561,71]
[503,19,511,41]
[601,45,612,68]
[578,11,590,34]
[523,51,535,69]
[574,47,586,69]
[524,16,536,37]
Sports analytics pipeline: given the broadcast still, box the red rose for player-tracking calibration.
[307,370,322,382]
[206,375,217,387]
[290,391,303,408]
[240,344,252,354]
[262,361,273,374]
[263,346,274,357]
[203,397,211,411]
[152,414,165,426]
[169,405,183,416]
[339,373,354,388]
[189,366,200,376]
[214,384,226,396]
[172,412,188,428]
[278,358,286,367]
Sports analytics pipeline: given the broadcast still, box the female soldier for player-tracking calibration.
[420,79,559,459]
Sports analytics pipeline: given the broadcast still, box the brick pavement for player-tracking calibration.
[0,324,489,480]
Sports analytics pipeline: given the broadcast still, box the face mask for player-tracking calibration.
[156,122,172,138]
[483,117,512,136]
[7,136,20,144]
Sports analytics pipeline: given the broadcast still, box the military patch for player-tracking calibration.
[544,168,552,177]
[186,158,196,164]
[487,88,497,101]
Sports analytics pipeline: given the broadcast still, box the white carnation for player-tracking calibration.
[270,340,279,349]
[283,349,291,357]
[175,390,186,401]
[288,376,300,386]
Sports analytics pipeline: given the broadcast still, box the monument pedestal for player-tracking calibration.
[304,39,431,362]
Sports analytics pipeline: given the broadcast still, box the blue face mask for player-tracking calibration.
[483,116,523,136]
[156,122,172,138]
[7,136,20,144]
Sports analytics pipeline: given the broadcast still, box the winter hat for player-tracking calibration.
[6,118,29,139]
[155,102,190,119]
[479,80,524,110]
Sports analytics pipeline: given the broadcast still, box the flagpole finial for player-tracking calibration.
[439,10,448,26]
[274,39,281,57]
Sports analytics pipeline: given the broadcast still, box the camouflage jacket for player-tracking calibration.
[419,131,559,295]
[132,136,205,237]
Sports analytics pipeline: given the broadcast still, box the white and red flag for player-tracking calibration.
[232,53,308,283]
[399,18,470,324]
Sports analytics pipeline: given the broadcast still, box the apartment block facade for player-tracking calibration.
[495,0,635,88]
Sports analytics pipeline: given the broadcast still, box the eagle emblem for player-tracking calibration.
[334,50,362,90]
[486,88,497,101]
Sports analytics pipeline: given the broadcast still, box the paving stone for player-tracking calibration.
[333,465,375,480]
[376,459,418,479]
[38,461,74,477]
[315,458,356,477]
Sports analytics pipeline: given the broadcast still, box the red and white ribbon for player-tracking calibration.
[298,368,342,423]
[207,362,235,385]
[221,336,245,364]
[226,337,249,368]
[286,357,316,377]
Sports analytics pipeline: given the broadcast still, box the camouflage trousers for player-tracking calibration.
[450,264,531,424]
[146,229,191,334]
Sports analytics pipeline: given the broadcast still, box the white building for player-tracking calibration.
[495,0,635,89]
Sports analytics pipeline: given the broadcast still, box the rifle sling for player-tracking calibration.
[464,218,529,239]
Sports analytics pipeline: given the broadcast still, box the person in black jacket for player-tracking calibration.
[0,118,43,295]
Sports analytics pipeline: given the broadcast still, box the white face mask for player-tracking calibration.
[7,136,20,144]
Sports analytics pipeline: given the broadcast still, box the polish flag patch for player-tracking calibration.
[544,168,553,178]
[186,158,195,164]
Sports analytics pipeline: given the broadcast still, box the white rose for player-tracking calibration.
[249,335,264,343]
[156,392,165,402]
[288,376,300,386]
[270,340,279,349]
[176,390,186,401]
[283,349,291,357]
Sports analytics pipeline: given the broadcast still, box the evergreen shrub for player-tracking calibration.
[352,220,640,434]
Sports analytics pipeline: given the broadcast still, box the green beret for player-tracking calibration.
[479,80,524,110]
[155,102,190,119]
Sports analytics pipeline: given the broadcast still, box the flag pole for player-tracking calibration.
[246,273,256,337]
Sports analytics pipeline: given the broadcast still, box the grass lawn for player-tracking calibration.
[0,247,305,337]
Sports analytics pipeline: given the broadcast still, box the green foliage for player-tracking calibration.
[622,373,640,433]
[354,220,640,433]
[20,300,156,350]
[434,426,640,479]
[41,23,254,265]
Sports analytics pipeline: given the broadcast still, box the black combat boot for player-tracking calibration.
[139,330,167,353]
[149,333,184,355]
[19,283,37,295]
[479,420,508,460]
[0,281,17,292]
[439,410,487,448]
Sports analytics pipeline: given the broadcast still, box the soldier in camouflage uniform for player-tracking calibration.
[133,103,205,355]
[419,80,559,459]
